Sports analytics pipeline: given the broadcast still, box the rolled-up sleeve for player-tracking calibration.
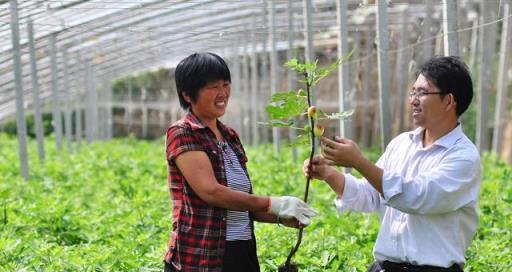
[334,173,382,213]
[166,126,203,161]
[382,149,481,215]
[334,140,396,214]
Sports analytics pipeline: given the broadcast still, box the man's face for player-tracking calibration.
[410,74,452,129]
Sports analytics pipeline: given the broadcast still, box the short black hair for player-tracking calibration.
[174,52,231,110]
[416,56,473,116]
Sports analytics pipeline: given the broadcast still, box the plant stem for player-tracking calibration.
[285,72,316,268]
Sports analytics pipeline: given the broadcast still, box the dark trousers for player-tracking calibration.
[222,239,260,272]
[367,261,463,272]
[163,239,260,272]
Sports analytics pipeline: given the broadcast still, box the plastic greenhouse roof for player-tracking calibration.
[0,0,435,121]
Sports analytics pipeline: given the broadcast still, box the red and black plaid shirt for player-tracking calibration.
[164,112,253,271]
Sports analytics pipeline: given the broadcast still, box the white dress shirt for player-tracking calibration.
[335,124,481,268]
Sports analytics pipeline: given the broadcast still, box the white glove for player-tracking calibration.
[269,196,318,226]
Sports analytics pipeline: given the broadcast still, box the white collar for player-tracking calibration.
[408,123,464,148]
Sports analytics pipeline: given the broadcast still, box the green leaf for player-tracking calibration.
[284,58,298,68]
[268,119,294,127]
[324,109,354,120]
[304,60,318,72]
[289,133,311,147]
[266,91,308,120]
[318,108,327,119]
[285,58,307,74]
[265,105,287,119]
[270,91,296,103]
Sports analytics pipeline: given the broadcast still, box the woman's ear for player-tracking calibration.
[182,92,192,104]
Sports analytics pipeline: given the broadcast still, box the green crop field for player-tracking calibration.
[1,134,511,271]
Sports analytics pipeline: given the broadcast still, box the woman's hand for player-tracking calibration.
[279,217,303,229]
[303,155,335,181]
[320,136,365,169]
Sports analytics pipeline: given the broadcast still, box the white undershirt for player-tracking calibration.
[219,142,252,241]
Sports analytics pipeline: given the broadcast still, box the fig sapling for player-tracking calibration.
[264,54,353,271]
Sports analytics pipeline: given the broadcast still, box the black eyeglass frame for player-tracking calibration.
[408,91,443,99]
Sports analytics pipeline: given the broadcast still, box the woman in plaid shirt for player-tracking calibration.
[164,52,317,272]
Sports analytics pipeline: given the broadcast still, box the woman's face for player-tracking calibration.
[189,79,231,122]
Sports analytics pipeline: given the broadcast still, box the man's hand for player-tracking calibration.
[321,136,365,168]
[321,136,384,195]
[269,196,318,226]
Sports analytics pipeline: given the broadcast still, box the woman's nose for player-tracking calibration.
[220,85,230,96]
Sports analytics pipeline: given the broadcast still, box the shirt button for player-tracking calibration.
[222,217,226,221]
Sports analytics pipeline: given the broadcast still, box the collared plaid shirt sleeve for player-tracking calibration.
[164,113,251,272]
[166,123,203,161]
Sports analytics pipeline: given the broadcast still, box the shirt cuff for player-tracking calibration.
[333,173,358,213]
[382,170,403,201]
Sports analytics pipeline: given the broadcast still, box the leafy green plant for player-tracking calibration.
[0,134,510,271]
[263,56,353,271]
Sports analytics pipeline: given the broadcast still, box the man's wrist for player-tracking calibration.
[325,170,345,196]
[324,169,340,185]
[353,155,369,172]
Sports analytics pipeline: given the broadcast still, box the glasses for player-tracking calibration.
[408,91,442,99]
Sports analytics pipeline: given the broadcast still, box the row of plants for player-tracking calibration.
[1,134,510,271]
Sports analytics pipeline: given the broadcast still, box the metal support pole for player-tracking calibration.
[336,0,351,139]
[422,0,434,63]
[50,34,63,151]
[85,63,93,144]
[361,32,372,148]
[250,14,259,146]
[288,0,298,162]
[303,0,315,105]
[261,48,270,151]
[107,77,113,139]
[376,0,392,149]
[160,90,169,133]
[27,19,45,162]
[63,49,73,153]
[98,80,106,140]
[91,66,99,141]
[232,53,243,137]
[269,0,281,153]
[241,36,251,142]
[261,0,270,151]
[75,53,82,149]
[127,80,133,134]
[396,8,409,133]
[10,0,29,180]
[352,32,361,140]
[476,1,495,151]
[468,18,479,72]
[443,0,459,56]
[99,79,106,140]
[142,87,148,139]
[492,3,511,154]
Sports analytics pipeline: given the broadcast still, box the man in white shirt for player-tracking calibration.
[304,56,480,272]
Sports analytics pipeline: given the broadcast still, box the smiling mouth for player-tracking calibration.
[215,101,226,107]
